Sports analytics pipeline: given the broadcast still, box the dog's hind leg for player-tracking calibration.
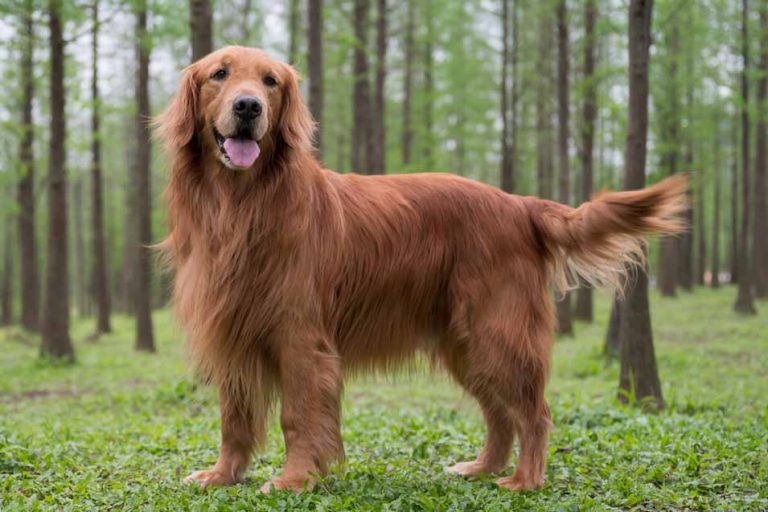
[444,276,553,491]
[441,341,516,476]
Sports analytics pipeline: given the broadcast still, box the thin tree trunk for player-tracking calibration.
[604,299,621,358]
[41,0,75,361]
[288,0,300,64]
[401,0,414,166]
[1,218,12,326]
[712,119,722,289]
[500,0,514,192]
[536,5,554,199]
[555,0,573,336]
[18,0,39,332]
[370,0,387,174]
[658,22,680,297]
[91,0,111,333]
[351,0,372,173]
[422,0,434,168]
[134,1,156,351]
[240,0,254,44]
[576,0,597,322]
[695,151,707,287]
[190,0,213,62]
[308,0,323,156]
[735,0,757,314]
[754,0,768,298]
[73,177,87,317]
[730,123,740,284]
[617,0,663,410]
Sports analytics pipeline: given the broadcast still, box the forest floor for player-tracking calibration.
[1,288,767,511]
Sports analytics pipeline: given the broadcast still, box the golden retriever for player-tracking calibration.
[156,46,686,493]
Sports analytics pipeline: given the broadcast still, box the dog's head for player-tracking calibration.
[158,46,314,171]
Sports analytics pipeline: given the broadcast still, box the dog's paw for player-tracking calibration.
[445,460,501,477]
[183,469,239,487]
[495,475,543,492]
[260,474,315,493]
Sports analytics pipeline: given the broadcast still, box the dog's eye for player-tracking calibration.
[211,68,228,81]
[263,75,278,87]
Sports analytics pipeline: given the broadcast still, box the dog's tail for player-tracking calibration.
[524,174,689,294]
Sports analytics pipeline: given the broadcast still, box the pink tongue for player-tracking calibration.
[223,138,261,168]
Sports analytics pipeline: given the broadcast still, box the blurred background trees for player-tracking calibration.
[0,0,764,404]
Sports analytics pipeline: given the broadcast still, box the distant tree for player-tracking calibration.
[754,0,768,298]
[711,119,722,289]
[190,0,213,62]
[41,0,75,361]
[73,177,87,316]
[370,0,387,174]
[500,0,517,193]
[556,0,573,336]
[422,0,434,169]
[401,0,414,166]
[536,3,555,200]
[18,0,39,332]
[134,0,156,351]
[1,217,12,326]
[308,0,323,155]
[730,123,740,284]
[351,0,372,173]
[657,21,680,297]
[617,0,663,410]
[576,0,597,322]
[735,0,757,314]
[289,0,301,64]
[91,0,111,333]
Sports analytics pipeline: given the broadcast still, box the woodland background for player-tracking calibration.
[0,0,767,508]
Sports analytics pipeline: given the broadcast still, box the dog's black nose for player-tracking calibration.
[233,95,262,120]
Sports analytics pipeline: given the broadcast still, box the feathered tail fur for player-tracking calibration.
[525,174,689,294]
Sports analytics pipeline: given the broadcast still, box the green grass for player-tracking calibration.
[1,288,767,511]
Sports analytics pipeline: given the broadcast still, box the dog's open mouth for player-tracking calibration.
[214,127,261,169]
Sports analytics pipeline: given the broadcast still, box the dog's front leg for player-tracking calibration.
[261,334,343,493]
[184,387,258,487]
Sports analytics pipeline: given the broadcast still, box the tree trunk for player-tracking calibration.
[73,177,87,317]
[754,0,768,298]
[500,0,516,193]
[604,298,621,359]
[288,0,300,64]
[41,0,75,361]
[536,5,555,200]
[134,1,156,351]
[680,140,695,290]
[370,0,387,174]
[617,0,663,410]
[730,124,740,284]
[91,0,111,333]
[240,0,254,44]
[190,0,213,62]
[695,153,707,287]
[712,119,722,289]
[1,218,12,326]
[657,22,680,297]
[18,0,39,332]
[351,0,372,173]
[422,0,434,168]
[555,0,573,336]
[576,0,597,322]
[401,0,414,166]
[308,0,323,156]
[735,0,757,314]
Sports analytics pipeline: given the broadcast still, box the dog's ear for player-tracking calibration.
[277,64,315,152]
[155,64,200,150]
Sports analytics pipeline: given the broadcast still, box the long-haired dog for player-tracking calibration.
[157,46,686,492]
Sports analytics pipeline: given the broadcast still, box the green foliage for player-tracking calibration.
[1,289,766,510]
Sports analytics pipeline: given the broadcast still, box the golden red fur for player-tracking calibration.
[156,46,687,493]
